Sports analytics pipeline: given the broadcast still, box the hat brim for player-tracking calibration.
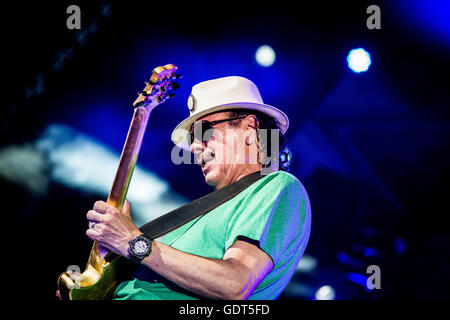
[171,102,289,151]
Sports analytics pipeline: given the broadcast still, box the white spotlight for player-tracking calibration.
[255,45,276,67]
[315,285,336,300]
[347,48,372,73]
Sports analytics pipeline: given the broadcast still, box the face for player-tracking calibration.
[189,111,258,189]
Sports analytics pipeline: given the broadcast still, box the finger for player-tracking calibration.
[86,210,104,223]
[121,199,131,217]
[86,227,100,240]
[93,200,111,214]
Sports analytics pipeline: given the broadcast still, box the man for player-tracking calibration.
[64,76,311,300]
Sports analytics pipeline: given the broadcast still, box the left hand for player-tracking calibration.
[86,199,142,258]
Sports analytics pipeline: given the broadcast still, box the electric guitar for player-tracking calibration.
[57,64,181,300]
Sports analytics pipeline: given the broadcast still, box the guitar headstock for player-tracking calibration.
[133,64,181,109]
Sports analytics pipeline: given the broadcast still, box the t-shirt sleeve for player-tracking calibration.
[224,173,305,266]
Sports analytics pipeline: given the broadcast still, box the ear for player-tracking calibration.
[245,115,258,145]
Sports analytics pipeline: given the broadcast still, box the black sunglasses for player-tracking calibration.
[187,116,248,145]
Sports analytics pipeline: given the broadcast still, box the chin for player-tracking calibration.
[204,172,218,187]
[203,167,221,188]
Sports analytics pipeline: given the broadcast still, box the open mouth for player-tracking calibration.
[199,150,215,169]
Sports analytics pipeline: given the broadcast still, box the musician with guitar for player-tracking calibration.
[57,68,311,300]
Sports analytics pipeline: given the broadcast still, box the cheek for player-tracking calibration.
[209,133,243,165]
[214,145,235,165]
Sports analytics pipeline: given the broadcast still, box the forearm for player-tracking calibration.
[140,241,255,300]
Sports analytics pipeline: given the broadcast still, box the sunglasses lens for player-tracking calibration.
[188,121,211,145]
[202,127,214,142]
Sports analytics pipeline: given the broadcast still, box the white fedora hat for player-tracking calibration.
[171,76,289,150]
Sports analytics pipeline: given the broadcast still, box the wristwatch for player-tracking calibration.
[128,234,152,264]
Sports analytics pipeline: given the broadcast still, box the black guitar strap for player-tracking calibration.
[138,171,266,239]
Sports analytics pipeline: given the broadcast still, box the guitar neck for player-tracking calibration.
[87,106,151,270]
[107,106,151,210]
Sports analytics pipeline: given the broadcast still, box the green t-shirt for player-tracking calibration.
[113,170,311,300]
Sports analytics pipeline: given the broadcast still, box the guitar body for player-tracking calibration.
[63,254,137,300]
[57,64,180,300]
[58,243,138,300]
[69,256,128,300]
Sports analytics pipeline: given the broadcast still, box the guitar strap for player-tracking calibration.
[138,171,266,239]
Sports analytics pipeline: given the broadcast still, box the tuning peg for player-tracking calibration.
[170,82,180,90]
[173,73,182,79]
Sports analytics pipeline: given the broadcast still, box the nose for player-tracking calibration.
[190,138,205,155]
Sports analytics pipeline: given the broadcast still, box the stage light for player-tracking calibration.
[394,237,407,254]
[346,272,373,292]
[0,144,49,196]
[347,272,368,287]
[296,254,318,273]
[347,48,371,73]
[255,45,276,67]
[314,285,336,300]
[362,247,379,257]
[35,124,188,226]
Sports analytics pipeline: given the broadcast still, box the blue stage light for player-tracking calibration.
[394,237,407,254]
[346,272,372,292]
[347,272,368,287]
[255,45,276,67]
[347,48,372,73]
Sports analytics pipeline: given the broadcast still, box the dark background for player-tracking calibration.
[1,0,449,300]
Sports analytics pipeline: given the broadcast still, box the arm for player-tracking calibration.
[86,200,273,300]
[142,239,273,300]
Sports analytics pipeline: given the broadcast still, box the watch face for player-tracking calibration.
[133,239,149,255]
